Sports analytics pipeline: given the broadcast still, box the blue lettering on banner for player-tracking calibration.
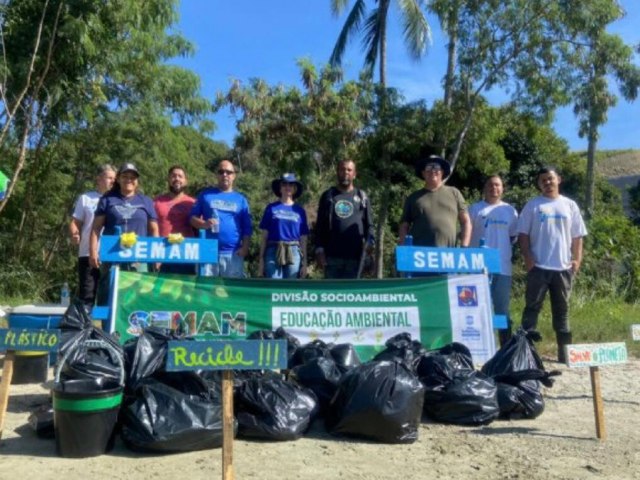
[99,235,218,263]
[395,246,501,274]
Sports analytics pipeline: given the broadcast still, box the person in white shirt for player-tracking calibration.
[469,175,518,346]
[517,166,587,362]
[69,164,116,306]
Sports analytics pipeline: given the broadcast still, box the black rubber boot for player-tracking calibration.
[556,331,573,363]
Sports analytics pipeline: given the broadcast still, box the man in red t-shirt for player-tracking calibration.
[154,165,196,274]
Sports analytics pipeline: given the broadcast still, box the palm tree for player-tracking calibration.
[329,0,431,86]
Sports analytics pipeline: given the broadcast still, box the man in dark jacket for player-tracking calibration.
[315,160,375,279]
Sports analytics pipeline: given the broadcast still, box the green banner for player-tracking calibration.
[112,272,495,362]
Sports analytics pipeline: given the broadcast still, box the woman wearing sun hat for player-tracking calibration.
[258,173,309,279]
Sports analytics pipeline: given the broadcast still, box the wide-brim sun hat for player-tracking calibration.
[271,173,304,199]
[414,155,451,179]
[118,162,140,177]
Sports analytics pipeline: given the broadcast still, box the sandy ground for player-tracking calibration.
[0,357,639,480]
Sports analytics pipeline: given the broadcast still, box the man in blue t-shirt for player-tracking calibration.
[190,160,252,277]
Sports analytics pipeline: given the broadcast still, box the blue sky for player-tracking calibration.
[174,0,640,152]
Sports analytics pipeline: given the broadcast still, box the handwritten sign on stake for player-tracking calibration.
[0,328,61,440]
[565,342,628,441]
[631,324,640,341]
[167,340,287,480]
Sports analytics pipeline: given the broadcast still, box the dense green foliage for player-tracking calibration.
[1,0,639,367]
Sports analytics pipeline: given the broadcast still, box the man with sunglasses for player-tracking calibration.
[398,155,471,248]
[190,160,252,277]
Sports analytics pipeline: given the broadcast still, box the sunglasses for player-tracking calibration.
[424,164,442,172]
[217,169,235,176]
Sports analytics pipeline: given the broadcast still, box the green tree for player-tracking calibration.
[329,0,431,86]
[0,0,215,300]
[563,2,640,218]
[0,0,213,214]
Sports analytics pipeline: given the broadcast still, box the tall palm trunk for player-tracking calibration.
[585,118,598,220]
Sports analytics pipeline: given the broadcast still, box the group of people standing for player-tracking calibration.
[398,155,586,361]
[69,154,586,362]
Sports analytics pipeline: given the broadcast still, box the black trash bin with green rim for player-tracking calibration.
[52,339,124,458]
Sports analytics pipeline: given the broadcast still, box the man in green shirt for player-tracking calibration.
[398,155,471,248]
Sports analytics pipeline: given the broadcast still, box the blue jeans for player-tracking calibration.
[264,245,301,279]
[201,252,245,278]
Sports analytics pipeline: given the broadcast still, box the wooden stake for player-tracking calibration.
[222,369,234,480]
[590,366,606,441]
[0,351,16,440]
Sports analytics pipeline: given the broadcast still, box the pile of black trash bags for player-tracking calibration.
[31,301,561,450]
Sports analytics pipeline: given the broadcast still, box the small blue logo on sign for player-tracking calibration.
[457,286,478,307]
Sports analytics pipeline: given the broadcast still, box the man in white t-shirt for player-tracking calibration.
[69,164,116,306]
[517,166,587,362]
[469,175,518,346]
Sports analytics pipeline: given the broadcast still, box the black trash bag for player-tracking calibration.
[248,327,301,369]
[423,369,500,425]
[199,368,282,393]
[28,403,55,439]
[329,343,361,373]
[123,327,182,392]
[373,332,426,372]
[235,376,318,441]
[481,329,560,419]
[326,360,425,444]
[482,329,545,375]
[289,357,342,413]
[121,373,226,452]
[416,342,475,388]
[57,301,123,384]
[290,339,332,368]
[493,370,558,419]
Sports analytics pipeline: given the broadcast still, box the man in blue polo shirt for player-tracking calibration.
[190,160,252,277]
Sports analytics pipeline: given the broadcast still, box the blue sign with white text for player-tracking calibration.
[99,235,218,264]
[166,340,288,371]
[396,246,501,274]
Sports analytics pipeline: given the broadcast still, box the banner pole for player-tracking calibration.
[589,366,606,441]
[222,369,235,480]
[0,351,15,440]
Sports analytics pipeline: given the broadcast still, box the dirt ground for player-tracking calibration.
[1,356,638,480]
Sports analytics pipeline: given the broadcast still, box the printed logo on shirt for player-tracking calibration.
[273,210,300,223]
[210,199,239,213]
[483,216,510,229]
[334,199,354,219]
[115,203,139,220]
[538,206,567,223]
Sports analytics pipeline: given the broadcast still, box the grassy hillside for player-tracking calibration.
[594,149,640,178]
